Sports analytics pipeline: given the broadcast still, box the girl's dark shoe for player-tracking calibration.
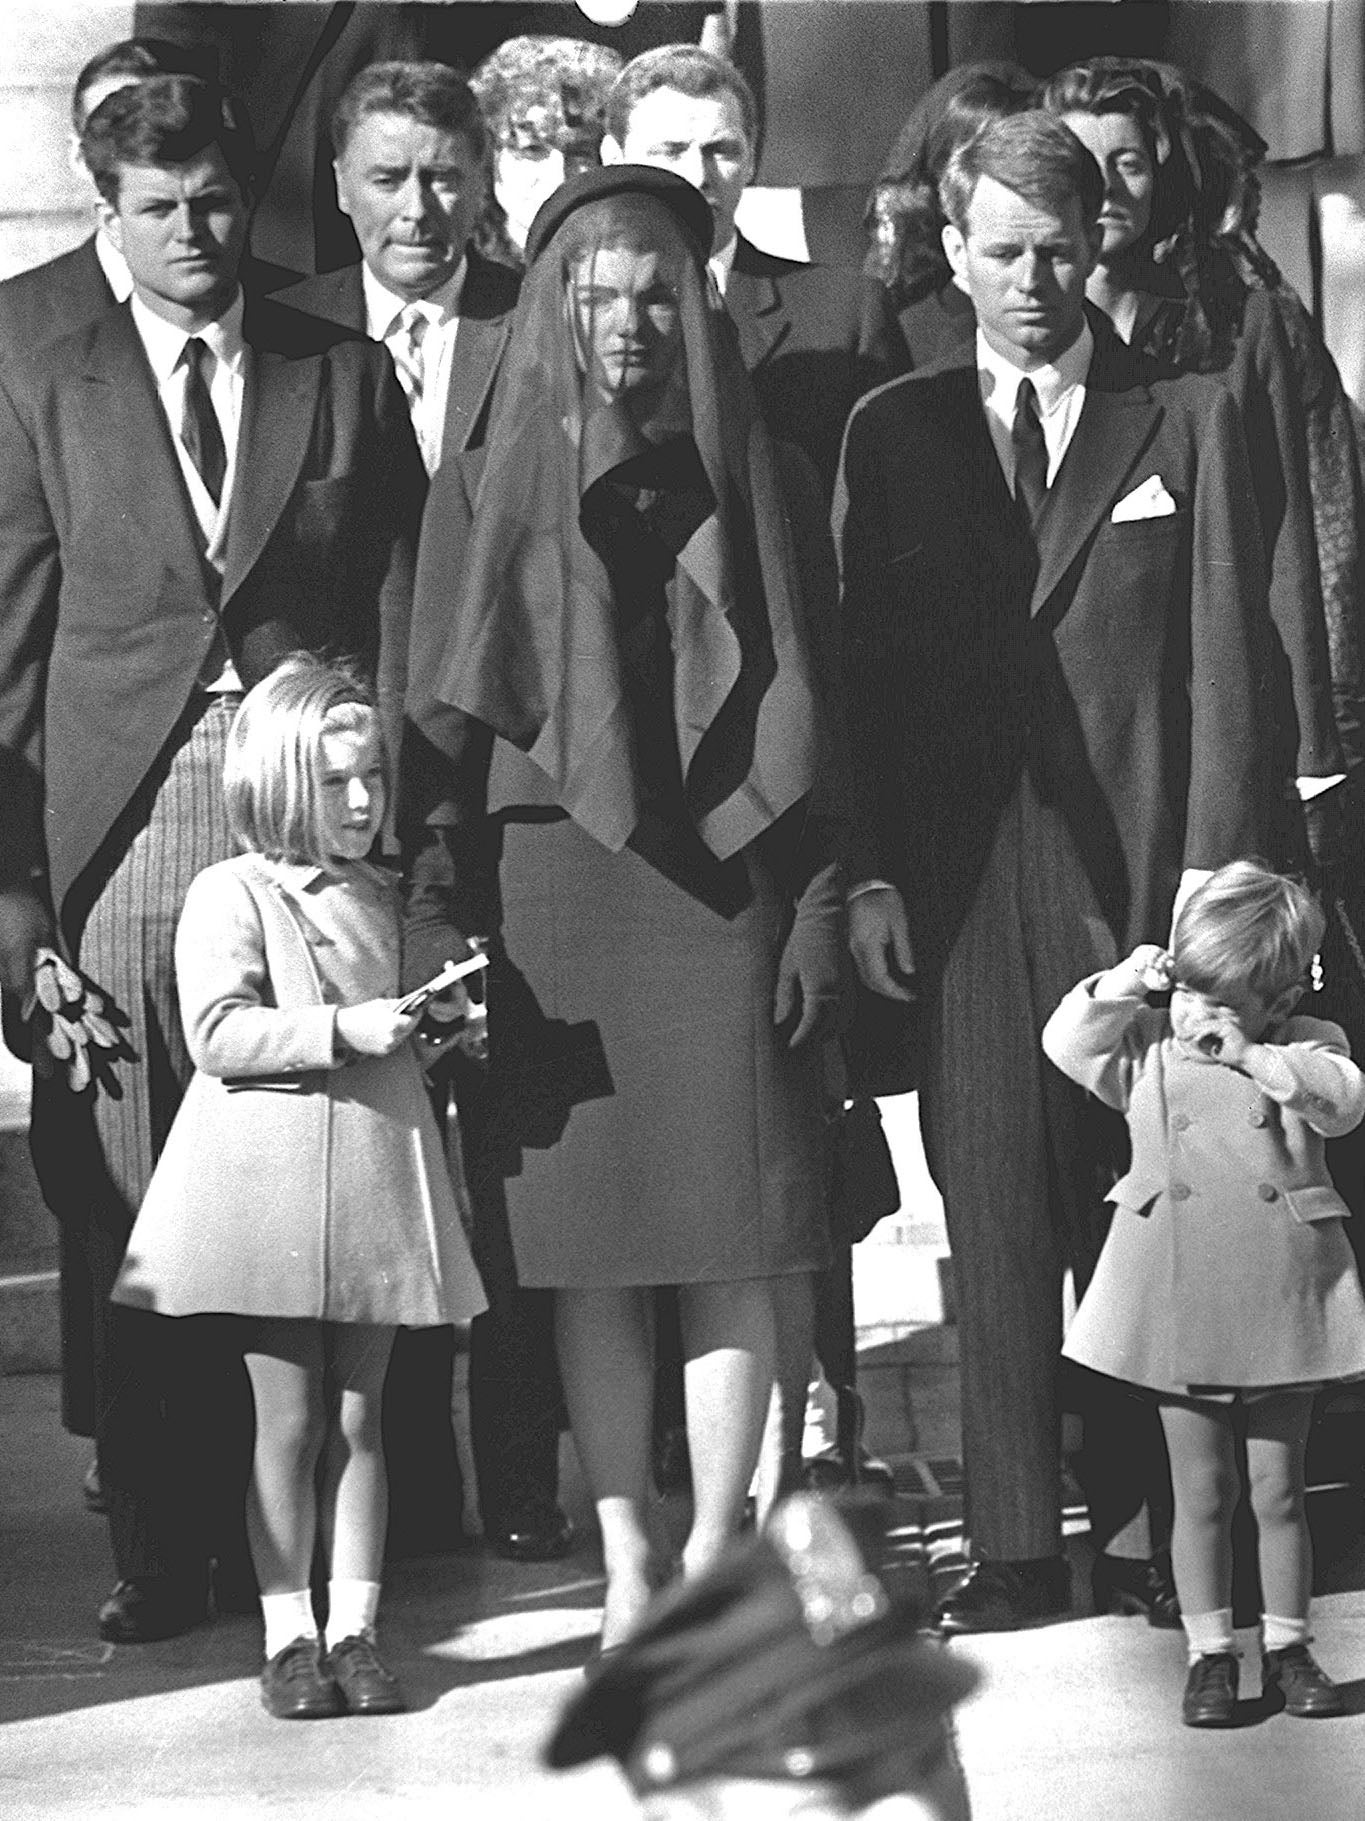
[1264,1645,1346,1717]
[326,1633,408,1715]
[1181,1651,1239,1727]
[260,1637,342,1720]
[1091,1552,1181,1630]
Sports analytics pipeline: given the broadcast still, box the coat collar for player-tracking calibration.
[442,248,518,457]
[78,307,214,597]
[1027,313,1163,615]
[722,233,792,373]
[221,298,323,601]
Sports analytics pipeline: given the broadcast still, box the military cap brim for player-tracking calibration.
[524,162,715,266]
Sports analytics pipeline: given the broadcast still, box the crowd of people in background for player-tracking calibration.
[4,7,1365,1803]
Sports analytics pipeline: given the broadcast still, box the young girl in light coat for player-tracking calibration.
[115,657,485,1719]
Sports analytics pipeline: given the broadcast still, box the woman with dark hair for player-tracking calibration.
[401,166,845,1651]
[1043,58,1365,841]
[864,62,1035,363]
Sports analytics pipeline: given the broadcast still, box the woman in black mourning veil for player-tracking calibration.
[402,166,844,1650]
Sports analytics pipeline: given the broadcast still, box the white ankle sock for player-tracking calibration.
[1182,1607,1235,1662]
[327,1578,381,1645]
[1263,1612,1312,1653]
[261,1590,318,1661]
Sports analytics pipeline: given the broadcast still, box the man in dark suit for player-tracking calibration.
[601,43,908,501]
[0,38,218,1495]
[0,75,421,1643]
[284,60,568,1568]
[839,112,1272,1631]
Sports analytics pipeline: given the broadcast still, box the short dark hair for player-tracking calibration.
[331,60,486,163]
[71,36,214,131]
[606,45,758,151]
[80,75,255,207]
[940,110,1103,236]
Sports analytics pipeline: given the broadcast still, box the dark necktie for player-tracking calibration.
[181,336,227,509]
[1012,377,1048,525]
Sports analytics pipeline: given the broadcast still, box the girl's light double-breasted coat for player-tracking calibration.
[1044,976,1365,1397]
[114,854,486,1327]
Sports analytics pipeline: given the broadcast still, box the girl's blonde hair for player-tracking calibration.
[224,656,386,871]
[1172,858,1324,1004]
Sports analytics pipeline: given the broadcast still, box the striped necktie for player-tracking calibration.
[181,336,226,509]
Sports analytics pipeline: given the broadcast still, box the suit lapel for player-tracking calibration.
[1029,376,1162,615]
[444,257,513,457]
[222,330,320,602]
[81,310,210,592]
[725,242,792,373]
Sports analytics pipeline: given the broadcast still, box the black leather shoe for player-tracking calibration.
[326,1633,407,1715]
[97,1576,209,1644]
[934,1557,1071,1634]
[260,1637,342,1720]
[1091,1551,1181,1630]
[487,1499,573,1562]
[1264,1645,1345,1717]
[1182,1651,1239,1727]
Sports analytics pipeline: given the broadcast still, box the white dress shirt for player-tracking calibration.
[975,321,1092,498]
[129,290,247,690]
[708,233,738,302]
[363,258,465,476]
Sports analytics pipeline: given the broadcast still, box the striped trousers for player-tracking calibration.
[919,773,1164,1562]
[34,698,244,1584]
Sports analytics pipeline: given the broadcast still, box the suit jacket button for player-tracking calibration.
[1248,1109,1268,1127]
[1258,1183,1278,1201]
[1170,1182,1192,1201]
[1172,1112,1192,1131]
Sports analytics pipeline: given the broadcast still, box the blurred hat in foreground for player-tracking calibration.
[547,1495,978,1807]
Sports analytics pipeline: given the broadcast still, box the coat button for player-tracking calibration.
[1258,1183,1278,1201]
[1248,1109,1268,1127]
[1172,1113,1192,1131]
[1170,1182,1192,1201]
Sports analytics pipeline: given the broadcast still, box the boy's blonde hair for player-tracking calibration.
[224,656,385,871]
[1172,858,1324,1005]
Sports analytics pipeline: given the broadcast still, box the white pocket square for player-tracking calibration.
[1110,475,1178,522]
